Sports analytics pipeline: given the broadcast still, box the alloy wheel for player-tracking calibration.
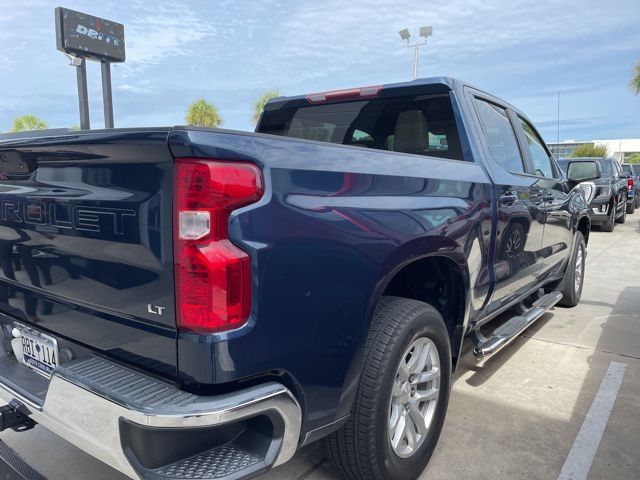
[388,337,440,458]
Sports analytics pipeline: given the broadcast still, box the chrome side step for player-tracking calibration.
[473,291,562,358]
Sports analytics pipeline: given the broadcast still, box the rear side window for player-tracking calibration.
[474,99,524,173]
[622,165,633,174]
[258,94,465,161]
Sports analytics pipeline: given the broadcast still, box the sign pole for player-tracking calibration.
[56,7,125,130]
[101,61,114,128]
[76,58,90,130]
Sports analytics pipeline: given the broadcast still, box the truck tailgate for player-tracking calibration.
[0,129,177,378]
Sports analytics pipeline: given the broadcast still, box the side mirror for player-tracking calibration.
[566,161,600,182]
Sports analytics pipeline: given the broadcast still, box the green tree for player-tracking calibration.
[627,153,640,164]
[631,61,640,95]
[571,144,608,158]
[11,114,47,132]
[185,99,223,128]
[252,89,280,125]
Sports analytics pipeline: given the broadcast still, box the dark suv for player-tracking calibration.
[558,157,628,231]
[621,163,640,213]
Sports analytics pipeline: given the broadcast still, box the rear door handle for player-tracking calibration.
[499,193,518,206]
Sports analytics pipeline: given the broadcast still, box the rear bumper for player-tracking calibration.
[0,354,301,480]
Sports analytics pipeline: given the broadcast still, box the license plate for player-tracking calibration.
[13,325,59,377]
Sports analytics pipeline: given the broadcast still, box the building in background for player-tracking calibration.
[548,138,640,162]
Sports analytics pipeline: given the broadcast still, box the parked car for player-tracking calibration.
[0,77,592,480]
[621,163,640,213]
[558,157,628,231]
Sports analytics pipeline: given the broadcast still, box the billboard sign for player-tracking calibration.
[55,7,125,62]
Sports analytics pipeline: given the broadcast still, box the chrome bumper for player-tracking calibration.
[0,357,301,479]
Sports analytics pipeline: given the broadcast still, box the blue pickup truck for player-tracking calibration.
[0,77,591,480]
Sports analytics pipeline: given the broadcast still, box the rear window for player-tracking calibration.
[258,94,465,161]
[622,164,633,174]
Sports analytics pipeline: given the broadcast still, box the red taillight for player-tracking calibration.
[306,85,382,104]
[628,178,634,190]
[174,158,263,333]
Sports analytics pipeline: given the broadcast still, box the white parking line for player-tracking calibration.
[558,361,627,480]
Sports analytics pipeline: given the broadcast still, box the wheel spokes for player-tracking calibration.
[413,387,439,403]
[411,367,439,385]
[391,410,407,449]
[388,336,442,458]
[407,401,427,436]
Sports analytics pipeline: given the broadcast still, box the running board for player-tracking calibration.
[473,291,562,358]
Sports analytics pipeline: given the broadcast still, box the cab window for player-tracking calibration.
[474,98,525,173]
[518,117,556,178]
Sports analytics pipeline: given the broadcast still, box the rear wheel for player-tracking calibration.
[323,297,451,480]
[558,232,586,307]
[628,198,636,214]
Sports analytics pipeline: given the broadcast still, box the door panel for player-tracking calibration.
[471,97,546,312]
[514,116,573,280]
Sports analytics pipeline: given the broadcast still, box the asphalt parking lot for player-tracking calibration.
[0,214,638,480]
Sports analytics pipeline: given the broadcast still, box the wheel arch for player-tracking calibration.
[329,238,472,427]
[371,244,471,370]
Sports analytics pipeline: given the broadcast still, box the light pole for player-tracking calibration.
[399,26,432,79]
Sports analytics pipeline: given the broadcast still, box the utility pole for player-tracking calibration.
[399,26,433,80]
[557,91,560,148]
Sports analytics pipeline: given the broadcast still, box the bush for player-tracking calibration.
[571,144,608,158]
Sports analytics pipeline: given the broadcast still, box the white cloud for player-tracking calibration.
[0,0,638,137]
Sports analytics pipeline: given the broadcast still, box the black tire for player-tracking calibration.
[601,202,615,232]
[627,199,636,214]
[323,297,452,480]
[616,203,627,224]
[558,232,586,307]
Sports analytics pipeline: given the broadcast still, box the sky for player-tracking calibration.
[0,0,639,142]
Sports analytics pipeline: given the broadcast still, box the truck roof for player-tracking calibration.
[264,76,520,115]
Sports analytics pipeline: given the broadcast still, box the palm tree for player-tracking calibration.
[185,99,223,128]
[631,61,640,95]
[252,89,280,125]
[11,114,47,132]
